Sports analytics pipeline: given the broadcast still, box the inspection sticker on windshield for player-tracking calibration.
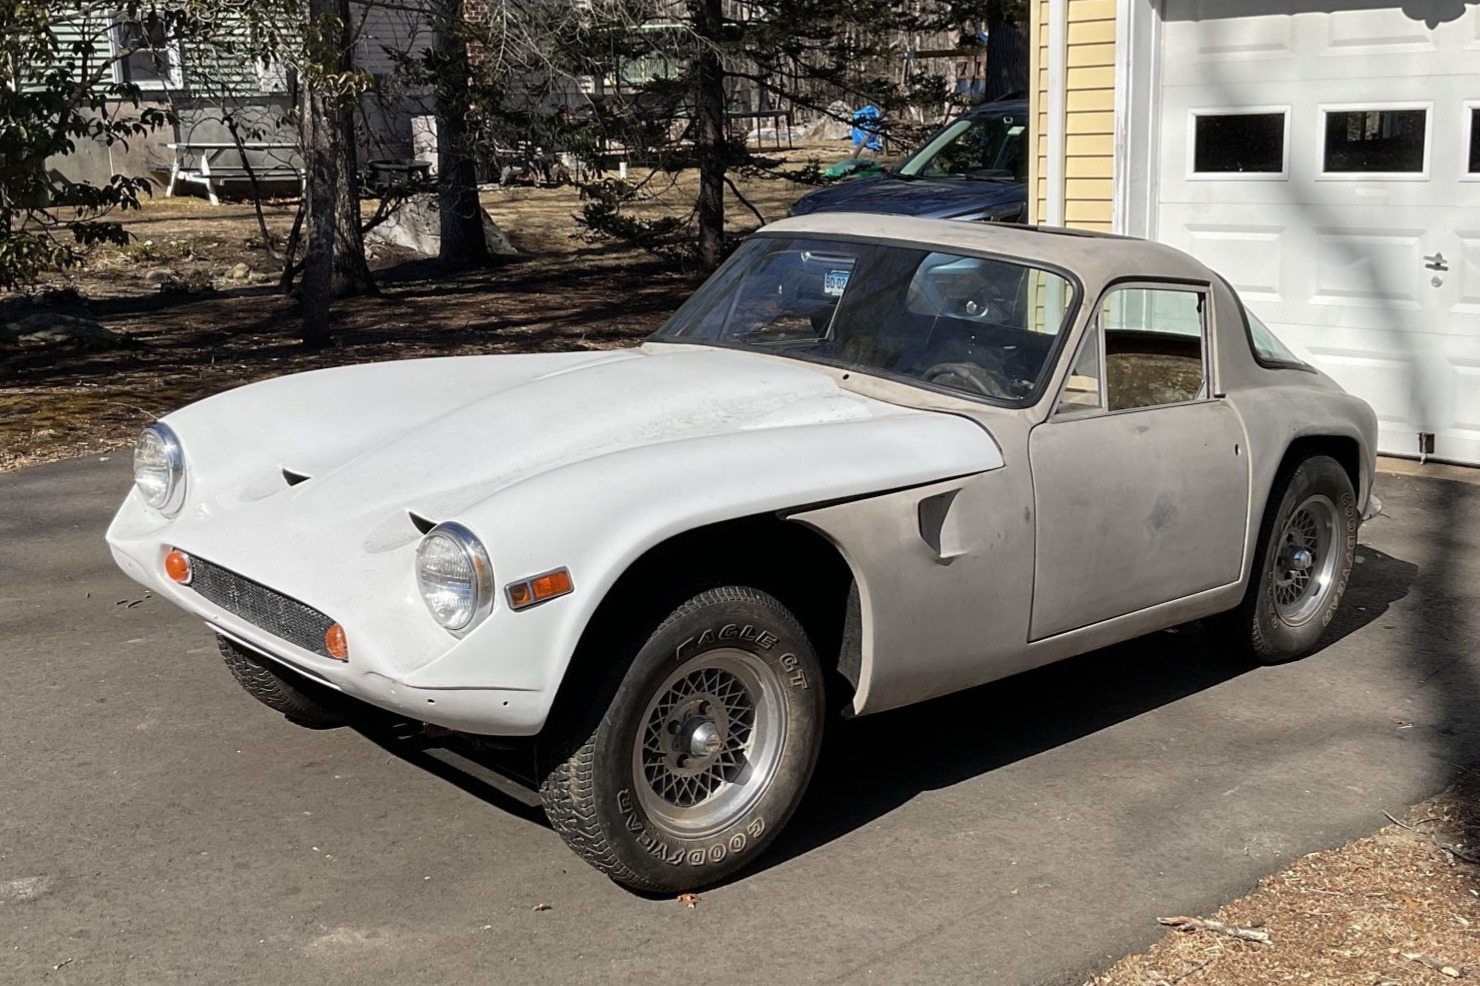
[824,269,851,296]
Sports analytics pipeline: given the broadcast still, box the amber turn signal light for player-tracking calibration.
[324,623,349,661]
[164,548,192,585]
[506,568,574,611]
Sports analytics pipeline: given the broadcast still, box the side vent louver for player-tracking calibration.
[407,511,438,535]
[282,467,312,487]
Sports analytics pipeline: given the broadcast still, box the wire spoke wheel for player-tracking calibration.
[632,647,787,840]
[1271,493,1340,626]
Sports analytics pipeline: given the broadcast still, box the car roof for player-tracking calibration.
[757,213,1217,286]
[964,99,1027,115]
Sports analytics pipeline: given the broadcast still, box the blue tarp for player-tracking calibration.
[850,105,884,153]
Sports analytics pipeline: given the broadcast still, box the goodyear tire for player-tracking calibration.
[217,636,348,728]
[539,587,825,893]
[1214,455,1358,664]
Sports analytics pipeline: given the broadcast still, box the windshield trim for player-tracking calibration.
[649,231,1086,411]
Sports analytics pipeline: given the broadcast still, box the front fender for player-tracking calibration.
[401,412,1003,718]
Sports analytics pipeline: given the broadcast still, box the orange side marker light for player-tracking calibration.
[165,549,192,585]
[506,568,574,610]
[325,623,349,661]
[325,621,350,660]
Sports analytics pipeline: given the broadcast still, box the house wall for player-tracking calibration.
[1030,0,1117,230]
[43,1,433,188]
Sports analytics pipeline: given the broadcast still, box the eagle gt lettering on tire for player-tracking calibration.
[539,586,824,892]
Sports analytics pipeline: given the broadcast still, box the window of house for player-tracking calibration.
[1468,107,1479,176]
[1192,111,1287,176]
[112,13,181,89]
[1322,107,1428,174]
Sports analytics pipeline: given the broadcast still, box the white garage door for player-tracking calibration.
[1154,1,1480,465]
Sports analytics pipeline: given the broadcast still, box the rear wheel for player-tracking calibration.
[217,636,348,728]
[539,586,824,892]
[1213,455,1358,663]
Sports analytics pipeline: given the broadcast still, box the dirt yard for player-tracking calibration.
[0,157,819,470]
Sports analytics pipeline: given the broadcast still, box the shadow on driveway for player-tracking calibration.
[348,543,1418,885]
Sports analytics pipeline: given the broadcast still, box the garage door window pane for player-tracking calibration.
[1323,109,1427,173]
[1194,113,1285,174]
[1470,108,1480,174]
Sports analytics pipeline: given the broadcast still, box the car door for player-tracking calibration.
[1027,283,1250,640]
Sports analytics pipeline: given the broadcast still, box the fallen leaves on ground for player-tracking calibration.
[1087,773,1480,985]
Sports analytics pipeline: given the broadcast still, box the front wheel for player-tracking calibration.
[539,587,824,892]
[1213,455,1358,663]
[217,636,348,728]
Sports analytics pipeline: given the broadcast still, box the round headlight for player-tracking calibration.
[415,522,494,632]
[133,423,186,515]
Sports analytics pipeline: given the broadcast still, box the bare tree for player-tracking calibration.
[428,0,489,268]
[553,0,962,268]
[299,0,374,348]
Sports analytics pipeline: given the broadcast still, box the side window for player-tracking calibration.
[1055,286,1207,415]
[1055,327,1103,416]
[1245,306,1305,367]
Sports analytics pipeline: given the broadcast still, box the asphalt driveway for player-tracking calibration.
[2,456,1478,985]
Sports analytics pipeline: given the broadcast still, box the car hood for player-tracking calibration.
[790,175,1025,220]
[133,345,1001,554]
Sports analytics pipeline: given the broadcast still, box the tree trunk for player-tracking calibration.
[985,1,1030,102]
[299,0,373,348]
[690,0,726,269]
[433,0,489,269]
[300,54,337,349]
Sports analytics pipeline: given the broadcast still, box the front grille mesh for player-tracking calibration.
[187,555,335,658]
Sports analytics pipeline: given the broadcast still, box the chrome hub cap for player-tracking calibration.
[1272,494,1341,626]
[633,648,786,839]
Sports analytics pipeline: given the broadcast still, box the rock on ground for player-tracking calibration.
[805,101,855,141]
[366,192,517,258]
[0,313,127,348]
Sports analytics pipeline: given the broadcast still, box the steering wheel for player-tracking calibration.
[923,360,1019,399]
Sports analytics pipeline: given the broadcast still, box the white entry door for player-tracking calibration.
[1154,1,1480,465]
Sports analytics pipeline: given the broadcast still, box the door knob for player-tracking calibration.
[1424,252,1449,272]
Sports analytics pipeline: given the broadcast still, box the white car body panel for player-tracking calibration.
[108,344,1003,734]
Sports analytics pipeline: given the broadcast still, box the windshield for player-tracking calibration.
[896,110,1028,182]
[651,235,1078,405]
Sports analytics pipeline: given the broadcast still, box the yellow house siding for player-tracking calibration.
[1032,0,1051,226]
[1030,0,1117,230]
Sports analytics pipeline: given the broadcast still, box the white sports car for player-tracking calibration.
[108,214,1377,891]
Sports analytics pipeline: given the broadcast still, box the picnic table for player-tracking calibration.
[367,158,433,193]
[164,142,303,206]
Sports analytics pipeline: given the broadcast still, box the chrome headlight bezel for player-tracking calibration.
[133,422,187,516]
[415,522,494,634]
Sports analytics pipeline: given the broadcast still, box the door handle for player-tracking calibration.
[1424,252,1449,272]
